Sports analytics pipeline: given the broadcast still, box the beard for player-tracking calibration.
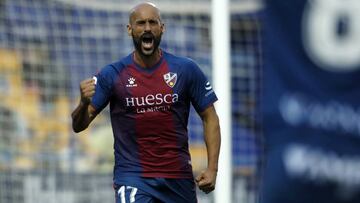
[132,32,162,57]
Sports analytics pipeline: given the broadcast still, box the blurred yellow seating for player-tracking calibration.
[189,144,207,174]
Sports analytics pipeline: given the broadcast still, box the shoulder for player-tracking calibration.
[99,53,132,75]
[110,53,133,72]
[95,54,133,86]
[163,51,199,69]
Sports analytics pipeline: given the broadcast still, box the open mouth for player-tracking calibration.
[141,34,154,50]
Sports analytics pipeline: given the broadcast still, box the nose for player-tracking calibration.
[144,22,151,32]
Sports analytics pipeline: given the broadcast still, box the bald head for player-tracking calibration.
[127,2,164,58]
[129,2,161,24]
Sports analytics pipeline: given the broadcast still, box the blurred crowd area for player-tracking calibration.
[0,1,261,201]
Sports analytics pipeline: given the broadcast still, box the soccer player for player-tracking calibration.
[261,0,360,203]
[71,2,220,203]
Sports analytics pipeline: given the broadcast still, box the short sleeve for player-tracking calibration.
[187,59,218,113]
[91,65,116,113]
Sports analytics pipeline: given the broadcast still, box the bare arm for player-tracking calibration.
[71,78,97,133]
[195,104,221,194]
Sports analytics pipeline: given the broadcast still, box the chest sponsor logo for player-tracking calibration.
[163,72,177,88]
[126,77,138,87]
[125,93,179,114]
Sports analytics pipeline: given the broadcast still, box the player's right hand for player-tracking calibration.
[79,77,96,105]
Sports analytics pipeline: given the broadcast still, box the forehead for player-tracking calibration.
[130,5,161,22]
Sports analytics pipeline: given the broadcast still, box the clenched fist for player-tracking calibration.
[80,77,96,105]
[195,168,217,194]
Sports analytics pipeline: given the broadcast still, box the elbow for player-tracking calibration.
[71,113,89,133]
[72,127,82,133]
[72,126,82,133]
[72,122,88,133]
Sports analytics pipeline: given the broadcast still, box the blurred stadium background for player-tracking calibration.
[0,0,262,202]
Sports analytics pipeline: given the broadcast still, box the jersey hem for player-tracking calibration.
[114,172,194,179]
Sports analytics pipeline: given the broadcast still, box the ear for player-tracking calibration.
[160,23,165,33]
[127,24,132,36]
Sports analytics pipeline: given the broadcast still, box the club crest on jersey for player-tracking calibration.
[163,72,177,88]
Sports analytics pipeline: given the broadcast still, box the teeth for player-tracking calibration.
[142,39,153,49]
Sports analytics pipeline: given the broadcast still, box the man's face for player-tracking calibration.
[128,6,164,57]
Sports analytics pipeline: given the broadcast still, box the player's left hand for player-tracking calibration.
[195,168,217,194]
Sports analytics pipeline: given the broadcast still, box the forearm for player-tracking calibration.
[71,101,93,133]
[204,123,220,171]
[203,112,221,171]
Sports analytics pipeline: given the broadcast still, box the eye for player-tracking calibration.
[136,20,146,25]
[149,20,158,25]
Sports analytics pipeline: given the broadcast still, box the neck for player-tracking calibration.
[134,49,162,68]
